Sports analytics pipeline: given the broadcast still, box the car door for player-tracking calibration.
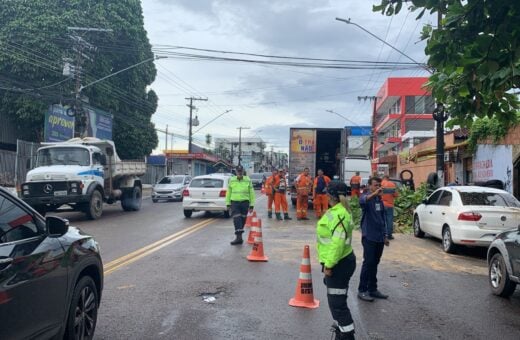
[420,190,443,234]
[433,190,454,238]
[0,193,67,339]
[505,230,520,277]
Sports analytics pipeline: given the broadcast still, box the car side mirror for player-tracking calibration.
[47,216,69,237]
[100,154,107,166]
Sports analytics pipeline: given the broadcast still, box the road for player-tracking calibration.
[55,192,520,340]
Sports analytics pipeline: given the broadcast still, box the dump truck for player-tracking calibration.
[21,137,146,219]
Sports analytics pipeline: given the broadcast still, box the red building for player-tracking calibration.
[372,77,435,176]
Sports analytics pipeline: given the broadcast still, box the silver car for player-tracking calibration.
[152,175,191,203]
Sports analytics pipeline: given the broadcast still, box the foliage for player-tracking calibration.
[393,183,428,234]
[467,112,520,152]
[348,196,361,229]
[374,0,520,133]
[0,0,158,159]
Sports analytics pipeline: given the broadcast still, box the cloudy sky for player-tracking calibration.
[141,0,433,153]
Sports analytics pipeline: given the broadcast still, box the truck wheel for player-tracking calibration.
[122,186,142,212]
[183,210,192,218]
[86,190,103,220]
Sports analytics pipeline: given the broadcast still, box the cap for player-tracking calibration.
[327,181,347,197]
[236,165,244,171]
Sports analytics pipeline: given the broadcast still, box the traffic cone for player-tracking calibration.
[289,245,319,309]
[247,218,262,244]
[244,210,257,228]
[246,229,268,262]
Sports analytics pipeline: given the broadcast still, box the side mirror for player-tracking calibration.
[100,154,107,166]
[46,216,69,237]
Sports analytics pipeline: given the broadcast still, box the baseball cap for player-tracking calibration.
[236,165,244,171]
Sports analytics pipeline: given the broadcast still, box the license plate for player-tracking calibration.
[54,190,68,196]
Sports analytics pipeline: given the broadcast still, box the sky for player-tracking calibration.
[141,0,433,154]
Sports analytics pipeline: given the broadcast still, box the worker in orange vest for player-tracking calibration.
[264,169,278,218]
[295,167,312,220]
[313,169,331,218]
[273,168,292,221]
[381,175,399,240]
[350,171,362,198]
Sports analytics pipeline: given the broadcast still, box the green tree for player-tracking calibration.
[0,0,158,159]
[374,0,520,132]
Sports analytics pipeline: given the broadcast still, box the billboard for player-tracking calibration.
[473,145,513,193]
[44,104,75,142]
[290,129,316,153]
[84,105,113,140]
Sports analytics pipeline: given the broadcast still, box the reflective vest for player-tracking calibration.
[313,175,331,195]
[350,175,362,189]
[296,173,312,195]
[225,176,255,205]
[273,174,287,193]
[316,203,354,268]
[381,179,398,207]
[264,175,275,195]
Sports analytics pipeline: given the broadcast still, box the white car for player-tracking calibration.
[182,173,231,218]
[413,186,520,253]
[152,175,191,202]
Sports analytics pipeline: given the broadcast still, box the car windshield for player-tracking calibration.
[36,147,90,166]
[190,178,224,188]
[158,176,184,184]
[459,191,520,207]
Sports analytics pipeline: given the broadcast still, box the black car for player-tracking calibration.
[249,173,266,189]
[0,186,103,339]
[487,226,520,297]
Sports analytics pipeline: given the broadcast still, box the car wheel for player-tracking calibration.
[223,209,230,218]
[64,276,99,340]
[442,226,457,254]
[152,199,158,203]
[183,210,192,218]
[413,215,425,238]
[86,190,103,220]
[489,253,517,297]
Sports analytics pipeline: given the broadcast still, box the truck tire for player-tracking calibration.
[122,186,142,212]
[183,210,192,218]
[86,190,103,220]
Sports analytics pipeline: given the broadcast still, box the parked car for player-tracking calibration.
[249,173,266,189]
[0,186,103,339]
[182,173,231,218]
[413,186,520,253]
[152,175,191,203]
[487,227,520,297]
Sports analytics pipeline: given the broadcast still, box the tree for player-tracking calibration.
[374,0,520,132]
[0,0,158,159]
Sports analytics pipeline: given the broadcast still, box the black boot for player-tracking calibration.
[275,212,283,221]
[284,213,292,220]
[331,325,355,340]
[230,233,243,245]
[268,211,272,218]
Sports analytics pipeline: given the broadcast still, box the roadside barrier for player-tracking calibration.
[288,245,319,309]
[246,228,269,262]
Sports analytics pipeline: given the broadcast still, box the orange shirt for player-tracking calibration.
[350,175,362,189]
[381,179,398,207]
[273,174,288,192]
[296,173,312,195]
[264,175,275,195]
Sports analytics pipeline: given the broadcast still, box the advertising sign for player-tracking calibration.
[290,129,316,153]
[44,104,75,142]
[84,105,113,140]
[473,145,513,193]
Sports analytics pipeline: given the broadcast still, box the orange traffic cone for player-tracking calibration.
[289,245,319,309]
[244,210,257,228]
[247,229,268,262]
[247,218,262,244]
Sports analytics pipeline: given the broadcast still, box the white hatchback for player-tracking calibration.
[413,186,520,253]
[182,174,231,218]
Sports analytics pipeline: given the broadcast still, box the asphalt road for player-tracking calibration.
[57,192,520,340]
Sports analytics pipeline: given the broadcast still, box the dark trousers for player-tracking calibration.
[230,200,249,235]
[358,237,384,293]
[324,253,356,332]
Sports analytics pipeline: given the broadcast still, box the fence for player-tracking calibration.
[141,164,166,184]
[0,149,16,186]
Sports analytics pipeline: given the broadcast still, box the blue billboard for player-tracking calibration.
[44,104,75,142]
[84,105,113,140]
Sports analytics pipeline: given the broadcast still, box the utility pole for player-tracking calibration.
[185,97,207,153]
[237,126,250,166]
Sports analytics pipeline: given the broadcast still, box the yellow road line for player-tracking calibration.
[104,218,216,276]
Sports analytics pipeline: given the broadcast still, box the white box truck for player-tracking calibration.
[21,137,146,219]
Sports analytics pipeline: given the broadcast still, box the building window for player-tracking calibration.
[405,96,434,114]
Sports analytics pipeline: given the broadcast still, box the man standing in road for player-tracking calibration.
[313,169,331,219]
[226,165,255,245]
[357,177,390,302]
[381,175,398,240]
[350,172,362,198]
[295,167,312,220]
[264,168,277,218]
[273,168,292,221]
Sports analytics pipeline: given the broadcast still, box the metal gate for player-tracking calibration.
[15,139,40,188]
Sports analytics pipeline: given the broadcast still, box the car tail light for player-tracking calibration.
[219,190,227,197]
[182,189,189,197]
[458,212,482,221]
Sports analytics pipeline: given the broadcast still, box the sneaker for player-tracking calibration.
[357,291,374,302]
[369,290,388,299]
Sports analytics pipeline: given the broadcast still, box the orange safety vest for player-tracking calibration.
[296,173,312,195]
[273,174,287,193]
[381,179,398,207]
[350,175,362,189]
[313,175,331,195]
[264,175,275,195]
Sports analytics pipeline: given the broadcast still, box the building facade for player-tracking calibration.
[214,137,266,173]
